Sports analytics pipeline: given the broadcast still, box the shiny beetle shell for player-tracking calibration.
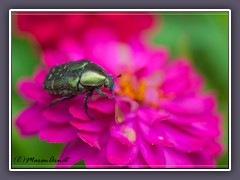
[43,60,111,95]
[43,59,120,120]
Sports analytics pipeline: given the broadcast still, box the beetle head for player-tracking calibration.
[104,74,121,91]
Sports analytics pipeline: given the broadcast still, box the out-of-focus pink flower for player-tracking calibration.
[14,12,155,49]
[15,31,222,168]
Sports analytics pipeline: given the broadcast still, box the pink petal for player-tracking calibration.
[42,50,70,68]
[58,38,85,60]
[145,71,163,87]
[114,96,139,124]
[84,146,112,168]
[189,152,215,168]
[160,95,216,115]
[129,42,149,74]
[56,140,90,168]
[110,118,137,146]
[138,47,168,77]
[138,134,166,168]
[39,123,78,143]
[128,153,149,168]
[203,140,223,157]
[84,39,121,75]
[116,96,139,113]
[16,13,63,47]
[138,121,173,147]
[64,15,86,29]
[168,113,211,124]
[144,87,160,105]
[77,131,108,150]
[106,137,138,165]
[149,47,168,69]
[161,74,191,96]
[98,13,155,41]
[83,27,117,48]
[159,122,206,152]
[137,108,170,125]
[15,104,49,135]
[69,102,104,120]
[161,59,199,95]
[190,72,204,92]
[178,114,221,138]
[33,67,48,86]
[43,99,75,123]
[162,59,192,79]
[70,115,112,132]
[17,78,52,104]
[163,147,194,168]
[87,97,115,114]
[116,98,131,113]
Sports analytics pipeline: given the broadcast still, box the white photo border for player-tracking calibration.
[9,9,231,171]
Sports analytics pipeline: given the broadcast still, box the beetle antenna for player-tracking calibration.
[114,74,121,79]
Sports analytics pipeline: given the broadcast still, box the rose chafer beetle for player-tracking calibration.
[43,60,121,120]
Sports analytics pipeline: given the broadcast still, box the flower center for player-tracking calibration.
[116,73,166,107]
[117,73,145,101]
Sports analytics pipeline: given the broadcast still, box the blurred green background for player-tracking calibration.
[12,12,229,168]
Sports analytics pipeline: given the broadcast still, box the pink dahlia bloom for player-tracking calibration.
[15,34,222,168]
[14,12,155,49]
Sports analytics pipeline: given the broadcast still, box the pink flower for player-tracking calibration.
[15,33,222,168]
[14,12,155,49]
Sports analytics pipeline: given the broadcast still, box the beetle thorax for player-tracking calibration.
[104,75,115,91]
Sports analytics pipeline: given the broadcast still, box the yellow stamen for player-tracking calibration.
[135,79,146,102]
[117,73,170,108]
[118,73,147,102]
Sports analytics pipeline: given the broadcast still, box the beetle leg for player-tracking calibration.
[94,88,114,100]
[84,91,94,120]
[48,95,76,107]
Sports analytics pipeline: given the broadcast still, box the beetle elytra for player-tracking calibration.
[43,60,121,120]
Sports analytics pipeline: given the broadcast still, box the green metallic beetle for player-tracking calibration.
[43,60,121,120]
